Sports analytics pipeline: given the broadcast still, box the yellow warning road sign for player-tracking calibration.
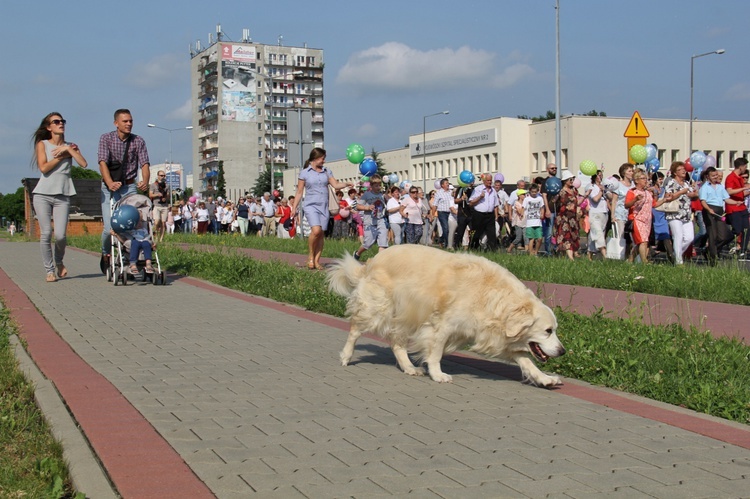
[624,111,650,138]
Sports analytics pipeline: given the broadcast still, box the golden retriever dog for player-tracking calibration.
[327,245,565,387]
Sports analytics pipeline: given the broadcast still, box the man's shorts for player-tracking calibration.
[363,219,388,250]
[153,206,169,224]
[525,226,543,239]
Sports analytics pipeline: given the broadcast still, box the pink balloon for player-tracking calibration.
[704,155,717,168]
[434,179,442,190]
[573,177,581,189]
[494,173,505,183]
[189,196,197,204]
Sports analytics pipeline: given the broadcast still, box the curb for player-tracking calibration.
[10,333,117,499]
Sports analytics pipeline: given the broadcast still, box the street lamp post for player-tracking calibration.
[689,49,725,154]
[422,111,449,191]
[147,124,193,203]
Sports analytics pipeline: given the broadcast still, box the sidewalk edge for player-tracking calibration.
[10,334,118,499]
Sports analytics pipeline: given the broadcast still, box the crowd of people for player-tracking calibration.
[29,106,750,282]
[301,159,750,266]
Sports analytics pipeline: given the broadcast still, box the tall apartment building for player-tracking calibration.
[190,27,324,200]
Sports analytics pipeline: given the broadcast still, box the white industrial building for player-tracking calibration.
[284,114,750,195]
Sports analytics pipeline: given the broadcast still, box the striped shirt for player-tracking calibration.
[434,188,453,212]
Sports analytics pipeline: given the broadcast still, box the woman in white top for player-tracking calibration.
[31,112,88,282]
[386,186,404,244]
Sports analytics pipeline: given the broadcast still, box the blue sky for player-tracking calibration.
[1,0,747,194]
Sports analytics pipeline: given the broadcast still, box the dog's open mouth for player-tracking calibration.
[529,342,549,363]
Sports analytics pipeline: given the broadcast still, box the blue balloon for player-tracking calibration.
[645,144,657,162]
[389,173,399,184]
[690,151,707,169]
[545,176,562,195]
[645,158,660,173]
[111,205,140,233]
[692,168,703,182]
[459,170,474,185]
[359,158,377,177]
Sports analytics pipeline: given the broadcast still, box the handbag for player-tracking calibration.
[328,184,340,216]
[105,135,131,183]
[605,223,626,260]
[655,198,680,213]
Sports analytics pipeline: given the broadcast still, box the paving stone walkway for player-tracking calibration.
[1,241,749,498]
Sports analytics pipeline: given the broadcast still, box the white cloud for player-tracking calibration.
[336,42,532,92]
[354,123,378,138]
[724,83,750,102]
[167,99,192,120]
[126,53,187,88]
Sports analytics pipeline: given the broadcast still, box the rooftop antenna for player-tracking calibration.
[196,39,202,52]
[278,35,283,47]
[216,23,222,42]
[242,28,251,43]
[208,32,213,45]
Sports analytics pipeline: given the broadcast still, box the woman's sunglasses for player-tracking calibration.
[50,119,67,125]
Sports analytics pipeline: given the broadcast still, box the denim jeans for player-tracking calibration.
[437,211,450,247]
[101,182,137,254]
[33,193,70,274]
[543,212,556,253]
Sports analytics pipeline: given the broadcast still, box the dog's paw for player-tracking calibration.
[533,373,562,388]
[340,352,351,366]
[429,372,453,383]
[403,366,425,376]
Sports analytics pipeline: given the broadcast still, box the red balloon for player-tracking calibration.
[273,190,280,197]
[684,159,694,173]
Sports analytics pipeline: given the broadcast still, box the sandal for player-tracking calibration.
[129,265,139,274]
[56,264,68,278]
[46,272,57,282]
[314,263,326,271]
[145,265,155,274]
[307,259,315,270]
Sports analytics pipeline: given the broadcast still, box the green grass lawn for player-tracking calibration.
[0,307,82,498]
[81,232,750,306]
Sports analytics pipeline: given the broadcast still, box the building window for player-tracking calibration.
[532,153,539,173]
[561,149,568,170]
[671,149,680,163]
[717,150,724,169]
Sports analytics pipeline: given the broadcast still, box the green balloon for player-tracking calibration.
[346,143,365,164]
[361,176,370,182]
[629,145,647,164]
[579,160,597,176]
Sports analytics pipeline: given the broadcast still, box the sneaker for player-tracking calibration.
[100,254,110,275]
[353,252,361,261]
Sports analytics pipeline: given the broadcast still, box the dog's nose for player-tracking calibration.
[558,346,566,356]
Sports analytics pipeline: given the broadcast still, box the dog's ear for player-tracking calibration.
[505,302,535,338]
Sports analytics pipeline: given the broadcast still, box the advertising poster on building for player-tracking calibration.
[220,43,258,123]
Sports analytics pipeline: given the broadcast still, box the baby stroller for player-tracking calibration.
[107,193,167,286]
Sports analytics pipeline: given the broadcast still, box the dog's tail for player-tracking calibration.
[326,252,364,297]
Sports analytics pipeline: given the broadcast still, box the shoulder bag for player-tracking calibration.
[328,184,340,216]
[106,135,131,183]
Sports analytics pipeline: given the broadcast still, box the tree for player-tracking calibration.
[252,165,273,197]
[71,166,101,180]
[370,148,390,179]
[215,160,226,199]
[0,187,25,225]
[517,109,607,122]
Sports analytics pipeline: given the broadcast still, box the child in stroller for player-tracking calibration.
[109,193,157,278]
[110,224,154,274]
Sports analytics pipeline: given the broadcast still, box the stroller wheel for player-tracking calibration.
[160,271,167,285]
[106,266,113,282]
[120,270,128,286]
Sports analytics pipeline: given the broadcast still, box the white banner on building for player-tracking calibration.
[411,128,496,157]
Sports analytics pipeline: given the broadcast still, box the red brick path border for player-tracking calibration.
[0,269,214,499]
